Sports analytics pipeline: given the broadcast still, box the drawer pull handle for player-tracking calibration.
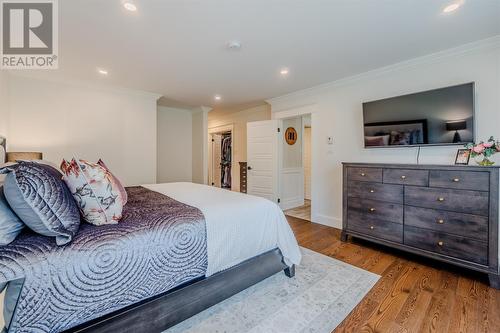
[437,219,444,224]
[369,208,376,212]
[401,175,407,180]
[360,173,366,177]
[369,189,375,193]
[437,197,445,202]
[453,178,460,182]
[369,226,374,230]
[437,241,444,246]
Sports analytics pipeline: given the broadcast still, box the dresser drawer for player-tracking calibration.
[404,226,488,265]
[347,167,382,182]
[383,168,429,186]
[348,198,403,223]
[405,186,489,216]
[405,206,488,241]
[429,170,490,191]
[348,181,403,204]
[347,214,403,243]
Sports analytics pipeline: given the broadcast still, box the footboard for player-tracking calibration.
[66,248,292,333]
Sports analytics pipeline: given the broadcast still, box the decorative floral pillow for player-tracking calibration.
[97,159,127,205]
[60,158,125,225]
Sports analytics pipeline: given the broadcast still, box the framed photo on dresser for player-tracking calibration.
[455,148,471,165]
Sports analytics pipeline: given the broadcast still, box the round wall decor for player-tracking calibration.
[285,127,298,145]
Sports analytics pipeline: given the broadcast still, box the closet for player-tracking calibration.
[210,131,232,190]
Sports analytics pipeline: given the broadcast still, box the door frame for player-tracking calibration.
[272,104,318,222]
[208,124,234,190]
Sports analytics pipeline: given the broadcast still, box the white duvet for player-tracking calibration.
[144,182,302,276]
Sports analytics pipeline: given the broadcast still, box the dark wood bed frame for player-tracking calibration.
[64,248,294,333]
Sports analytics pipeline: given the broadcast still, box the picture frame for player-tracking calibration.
[455,148,471,165]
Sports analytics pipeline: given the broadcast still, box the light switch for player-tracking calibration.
[327,137,334,145]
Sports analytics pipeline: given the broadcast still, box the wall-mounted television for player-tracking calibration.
[362,82,475,148]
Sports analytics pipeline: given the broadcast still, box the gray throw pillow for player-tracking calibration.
[1,161,80,245]
[0,186,24,245]
[2,279,23,330]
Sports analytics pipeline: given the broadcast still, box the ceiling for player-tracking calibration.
[21,0,500,108]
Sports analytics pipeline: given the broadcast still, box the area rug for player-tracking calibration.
[165,247,380,333]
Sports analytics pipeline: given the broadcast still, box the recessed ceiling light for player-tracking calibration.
[226,41,242,51]
[280,68,289,75]
[214,95,222,101]
[123,2,137,12]
[97,68,108,75]
[443,2,461,13]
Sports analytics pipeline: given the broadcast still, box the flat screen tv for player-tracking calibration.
[362,82,475,148]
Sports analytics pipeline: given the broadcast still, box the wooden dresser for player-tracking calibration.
[239,162,248,193]
[342,163,500,288]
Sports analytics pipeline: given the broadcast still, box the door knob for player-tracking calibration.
[247,166,252,170]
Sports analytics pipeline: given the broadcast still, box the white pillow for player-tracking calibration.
[60,158,125,225]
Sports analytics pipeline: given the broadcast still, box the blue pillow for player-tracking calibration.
[1,161,80,245]
[1,279,23,330]
[0,186,24,245]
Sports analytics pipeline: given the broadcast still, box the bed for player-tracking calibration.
[0,182,301,333]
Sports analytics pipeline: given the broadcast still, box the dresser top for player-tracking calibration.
[342,162,500,171]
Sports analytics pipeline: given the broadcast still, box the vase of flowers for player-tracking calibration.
[465,137,499,166]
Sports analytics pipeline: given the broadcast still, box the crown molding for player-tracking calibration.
[267,35,500,112]
[6,72,162,100]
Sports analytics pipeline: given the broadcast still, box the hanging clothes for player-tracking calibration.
[220,133,232,189]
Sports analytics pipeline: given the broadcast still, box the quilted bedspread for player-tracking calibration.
[0,187,208,333]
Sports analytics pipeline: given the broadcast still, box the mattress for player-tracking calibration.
[144,182,302,276]
[0,187,208,333]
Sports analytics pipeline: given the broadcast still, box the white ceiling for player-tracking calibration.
[21,0,500,108]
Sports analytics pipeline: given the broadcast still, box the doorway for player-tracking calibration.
[283,114,312,221]
[208,125,233,190]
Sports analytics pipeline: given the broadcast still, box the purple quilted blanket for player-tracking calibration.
[0,187,207,333]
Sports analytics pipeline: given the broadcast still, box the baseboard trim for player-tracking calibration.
[311,214,342,229]
[280,197,304,211]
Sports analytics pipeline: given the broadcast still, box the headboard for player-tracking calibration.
[0,136,6,164]
[364,119,429,144]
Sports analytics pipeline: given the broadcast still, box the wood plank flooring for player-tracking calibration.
[286,215,500,333]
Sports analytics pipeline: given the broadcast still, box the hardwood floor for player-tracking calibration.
[286,215,500,333]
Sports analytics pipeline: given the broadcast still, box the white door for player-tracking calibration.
[279,117,304,210]
[211,134,222,187]
[247,120,279,203]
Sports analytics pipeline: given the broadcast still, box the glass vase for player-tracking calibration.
[476,156,495,166]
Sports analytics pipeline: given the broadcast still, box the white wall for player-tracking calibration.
[192,108,209,184]
[157,106,193,183]
[208,104,271,191]
[0,71,9,138]
[269,37,500,229]
[7,75,159,186]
